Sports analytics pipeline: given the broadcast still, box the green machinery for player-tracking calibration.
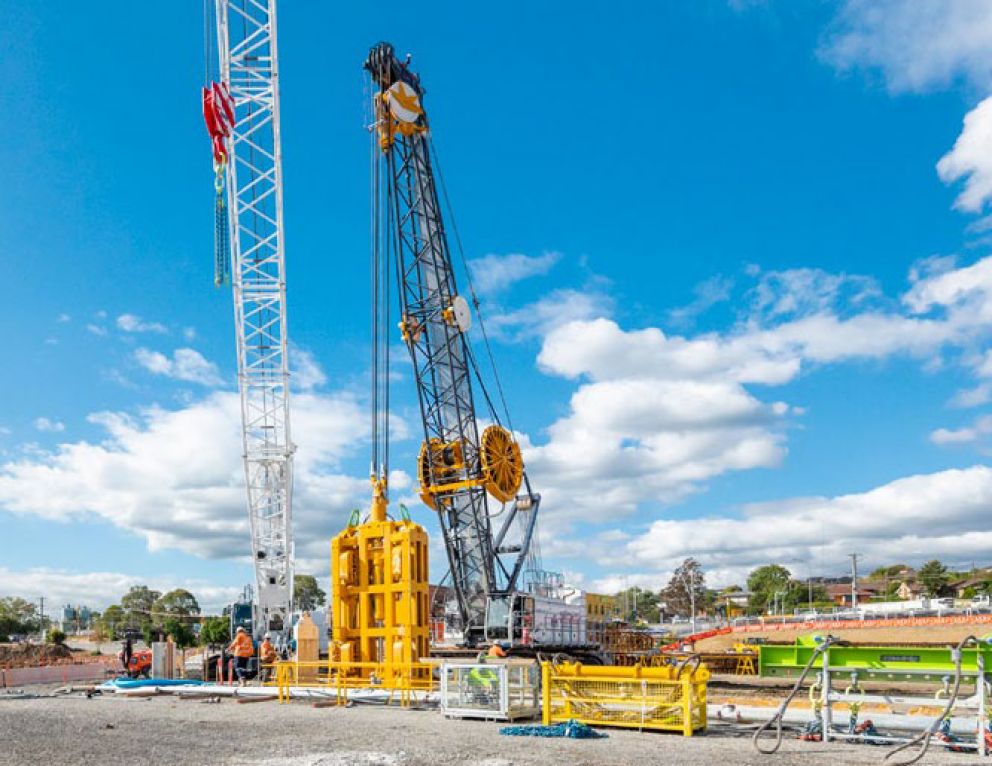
[759,635,992,755]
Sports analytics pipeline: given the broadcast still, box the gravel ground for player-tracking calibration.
[0,690,976,766]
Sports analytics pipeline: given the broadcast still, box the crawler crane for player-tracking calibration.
[365,42,591,654]
[204,0,294,643]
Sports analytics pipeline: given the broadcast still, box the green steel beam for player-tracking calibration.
[758,636,992,680]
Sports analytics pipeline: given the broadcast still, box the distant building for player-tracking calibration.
[585,593,623,643]
[716,590,750,618]
[58,604,93,633]
[948,572,992,598]
[825,584,881,607]
[896,581,925,600]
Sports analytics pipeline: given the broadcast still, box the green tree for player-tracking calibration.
[91,619,110,643]
[918,560,949,597]
[199,616,230,646]
[100,604,125,638]
[661,558,706,618]
[121,585,161,630]
[870,564,910,579]
[162,618,197,649]
[614,587,661,623]
[780,580,828,611]
[46,628,66,645]
[294,575,327,612]
[747,564,792,613]
[152,589,200,625]
[0,597,39,638]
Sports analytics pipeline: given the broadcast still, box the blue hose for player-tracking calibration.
[104,678,205,689]
[500,720,607,738]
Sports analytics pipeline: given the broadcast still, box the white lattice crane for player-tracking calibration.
[204,0,294,641]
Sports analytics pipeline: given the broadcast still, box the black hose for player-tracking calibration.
[752,636,835,755]
[884,635,979,766]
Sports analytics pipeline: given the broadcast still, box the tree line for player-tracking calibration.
[610,557,985,624]
[0,574,327,647]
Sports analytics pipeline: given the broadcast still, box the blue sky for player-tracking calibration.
[5,1,992,611]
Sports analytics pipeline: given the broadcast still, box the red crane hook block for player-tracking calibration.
[202,82,235,164]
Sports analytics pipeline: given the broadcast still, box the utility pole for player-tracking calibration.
[849,553,860,611]
[689,573,696,635]
[38,596,45,640]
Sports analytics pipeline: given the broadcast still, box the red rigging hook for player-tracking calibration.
[202,82,235,164]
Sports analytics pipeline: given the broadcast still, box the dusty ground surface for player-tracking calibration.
[0,689,976,766]
[697,622,992,651]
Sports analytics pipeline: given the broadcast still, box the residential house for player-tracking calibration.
[825,583,881,607]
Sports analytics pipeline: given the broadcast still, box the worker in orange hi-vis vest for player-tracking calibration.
[258,633,278,684]
[227,626,254,686]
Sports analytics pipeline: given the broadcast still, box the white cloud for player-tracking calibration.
[33,418,65,433]
[117,314,167,334]
[86,324,107,337]
[951,383,992,408]
[134,347,224,387]
[748,267,880,321]
[56,313,71,323]
[931,414,992,445]
[667,275,734,326]
[291,345,327,392]
[938,97,992,214]
[0,567,244,613]
[822,0,992,94]
[0,392,381,564]
[468,252,561,295]
[525,255,992,526]
[611,466,992,588]
[487,288,613,342]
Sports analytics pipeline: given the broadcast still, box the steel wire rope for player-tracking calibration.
[370,86,380,478]
[202,0,212,86]
[428,138,514,437]
[752,636,836,755]
[884,635,979,766]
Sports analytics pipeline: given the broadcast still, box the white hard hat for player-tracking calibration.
[236,626,245,632]
[264,633,271,639]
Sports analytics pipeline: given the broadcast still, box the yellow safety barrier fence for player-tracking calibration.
[273,659,435,706]
[541,661,709,736]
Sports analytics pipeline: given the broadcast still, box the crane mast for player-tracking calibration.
[366,43,540,646]
[213,0,294,640]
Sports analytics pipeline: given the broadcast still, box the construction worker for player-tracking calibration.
[258,633,278,684]
[487,642,508,658]
[119,637,133,676]
[227,626,254,686]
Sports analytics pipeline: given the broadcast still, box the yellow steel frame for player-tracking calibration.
[331,501,430,685]
[541,662,709,736]
[274,659,435,705]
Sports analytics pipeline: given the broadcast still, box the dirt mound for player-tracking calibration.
[0,642,76,668]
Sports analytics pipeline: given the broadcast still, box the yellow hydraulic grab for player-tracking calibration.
[330,477,430,684]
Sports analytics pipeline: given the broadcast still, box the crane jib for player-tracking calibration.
[366,42,541,645]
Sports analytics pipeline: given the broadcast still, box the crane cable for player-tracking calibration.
[752,636,836,755]
[429,139,515,437]
[884,635,979,766]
